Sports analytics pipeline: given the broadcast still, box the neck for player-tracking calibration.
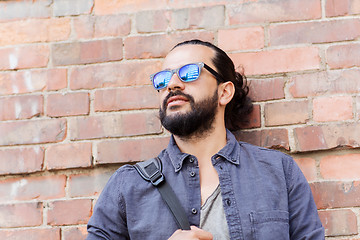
[173,116,227,205]
[173,122,227,165]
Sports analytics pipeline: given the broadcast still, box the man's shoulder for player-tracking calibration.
[106,163,146,188]
[238,141,294,168]
[116,163,137,173]
[238,141,290,157]
[114,157,167,182]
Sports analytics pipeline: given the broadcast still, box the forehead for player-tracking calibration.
[163,44,215,69]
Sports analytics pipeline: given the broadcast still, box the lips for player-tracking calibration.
[166,95,189,107]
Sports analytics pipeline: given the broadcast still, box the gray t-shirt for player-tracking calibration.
[200,185,230,240]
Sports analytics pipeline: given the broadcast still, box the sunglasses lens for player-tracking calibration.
[178,64,200,82]
[153,71,172,90]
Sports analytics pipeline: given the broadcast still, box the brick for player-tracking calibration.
[124,32,214,59]
[0,0,51,22]
[228,0,321,24]
[188,5,225,30]
[0,202,42,227]
[0,68,67,95]
[167,0,231,8]
[69,111,161,140]
[152,6,225,31]
[270,19,360,46]
[326,0,360,17]
[229,47,320,76]
[0,147,44,175]
[293,126,329,152]
[94,86,158,112]
[265,100,309,126]
[136,10,169,33]
[52,38,123,66]
[235,128,289,150]
[218,26,264,51]
[294,123,360,152]
[73,15,131,39]
[96,136,170,164]
[0,95,43,121]
[62,226,88,240]
[171,9,189,30]
[326,0,350,16]
[334,237,360,240]
[0,175,66,202]
[94,0,167,15]
[68,170,114,197]
[69,60,162,90]
[0,18,71,46]
[248,78,285,102]
[47,199,92,226]
[73,15,95,39]
[0,228,60,240]
[294,158,317,182]
[0,45,49,70]
[310,181,360,209]
[327,43,360,69]
[320,154,360,180]
[313,96,353,122]
[46,143,92,170]
[0,119,66,146]
[289,69,360,98]
[53,0,93,17]
[95,14,131,38]
[241,104,261,129]
[47,92,89,117]
[357,96,360,120]
[319,209,358,237]
[350,0,360,14]
[41,69,68,91]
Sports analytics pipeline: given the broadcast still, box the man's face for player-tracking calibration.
[158,45,220,137]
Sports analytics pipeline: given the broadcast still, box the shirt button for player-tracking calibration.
[190,171,196,177]
[226,199,231,206]
[189,157,194,163]
[191,208,197,214]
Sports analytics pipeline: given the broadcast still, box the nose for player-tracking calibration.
[166,72,185,92]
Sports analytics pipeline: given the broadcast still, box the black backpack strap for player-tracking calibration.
[134,157,191,230]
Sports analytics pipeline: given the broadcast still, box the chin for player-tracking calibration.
[166,111,184,118]
[167,105,189,113]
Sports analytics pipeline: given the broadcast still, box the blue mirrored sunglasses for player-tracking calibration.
[150,62,222,90]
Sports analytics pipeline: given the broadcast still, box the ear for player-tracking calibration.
[218,81,235,106]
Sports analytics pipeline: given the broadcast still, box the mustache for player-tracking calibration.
[162,90,194,109]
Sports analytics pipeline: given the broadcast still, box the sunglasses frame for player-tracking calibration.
[150,62,222,90]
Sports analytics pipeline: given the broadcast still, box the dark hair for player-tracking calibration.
[172,39,253,131]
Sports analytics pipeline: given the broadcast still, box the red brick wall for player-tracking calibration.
[0,0,359,239]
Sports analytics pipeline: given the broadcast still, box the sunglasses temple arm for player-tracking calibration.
[203,64,223,82]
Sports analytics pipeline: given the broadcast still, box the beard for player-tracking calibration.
[159,89,218,138]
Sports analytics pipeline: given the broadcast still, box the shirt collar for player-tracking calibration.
[213,129,241,166]
[165,129,241,172]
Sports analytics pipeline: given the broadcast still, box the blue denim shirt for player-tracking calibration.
[87,131,324,240]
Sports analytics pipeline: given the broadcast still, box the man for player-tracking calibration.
[86,39,325,239]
